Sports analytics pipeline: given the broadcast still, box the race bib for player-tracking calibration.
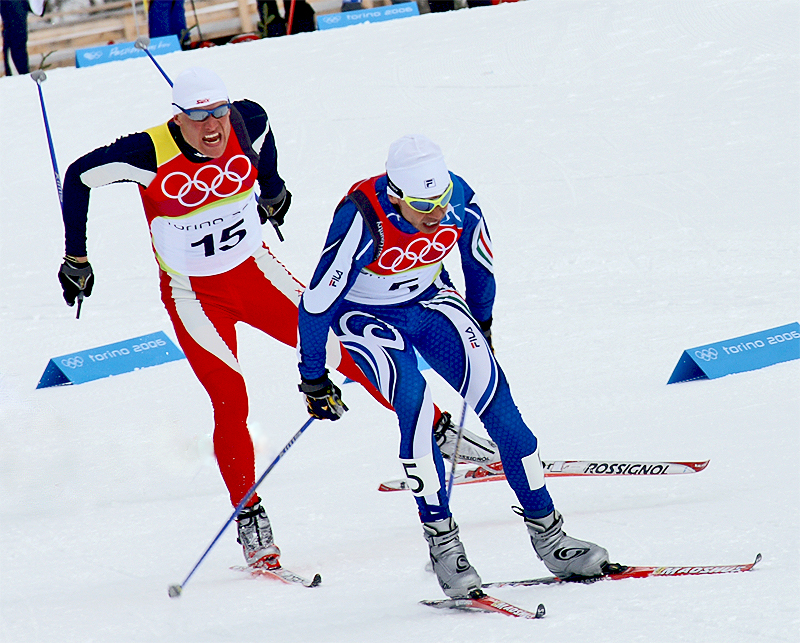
[150,191,261,276]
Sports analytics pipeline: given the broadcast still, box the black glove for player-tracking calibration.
[258,188,291,228]
[478,317,494,354]
[58,256,94,306]
[299,372,348,421]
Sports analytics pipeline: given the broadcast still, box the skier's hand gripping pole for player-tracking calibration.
[32,71,87,320]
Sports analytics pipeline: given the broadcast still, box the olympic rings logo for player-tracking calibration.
[161,155,252,207]
[60,356,84,369]
[694,348,718,362]
[378,227,458,273]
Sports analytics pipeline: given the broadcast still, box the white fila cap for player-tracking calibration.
[385,135,450,199]
[172,68,229,115]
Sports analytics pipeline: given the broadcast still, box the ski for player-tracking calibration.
[231,564,322,587]
[421,591,545,620]
[379,459,709,491]
[481,553,762,589]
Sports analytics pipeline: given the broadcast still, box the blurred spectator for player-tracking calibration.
[427,0,454,12]
[1,0,45,76]
[286,0,315,33]
[341,0,362,11]
[147,0,189,47]
[256,0,314,36]
[256,0,286,37]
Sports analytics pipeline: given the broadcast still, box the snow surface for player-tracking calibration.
[1,1,798,641]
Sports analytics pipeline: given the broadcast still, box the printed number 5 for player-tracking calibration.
[402,462,424,494]
[191,219,246,257]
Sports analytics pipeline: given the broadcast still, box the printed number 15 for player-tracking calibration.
[191,219,246,257]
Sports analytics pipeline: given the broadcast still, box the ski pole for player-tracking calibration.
[134,36,173,86]
[31,71,62,205]
[130,0,140,39]
[32,70,85,319]
[168,416,316,598]
[446,400,468,500]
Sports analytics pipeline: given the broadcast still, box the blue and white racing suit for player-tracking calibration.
[298,174,554,523]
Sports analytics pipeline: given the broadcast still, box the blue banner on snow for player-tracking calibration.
[667,322,800,384]
[76,35,180,68]
[37,331,185,389]
[317,2,419,31]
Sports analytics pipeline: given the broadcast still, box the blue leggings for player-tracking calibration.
[333,287,555,522]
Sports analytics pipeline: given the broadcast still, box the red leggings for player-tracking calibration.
[160,245,392,506]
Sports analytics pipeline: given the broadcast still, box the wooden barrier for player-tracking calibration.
[11,0,401,72]
[24,0,262,70]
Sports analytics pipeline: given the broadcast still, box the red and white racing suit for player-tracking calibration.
[137,122,386,506]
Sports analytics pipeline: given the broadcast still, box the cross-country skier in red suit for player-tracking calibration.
[56,68,499,571]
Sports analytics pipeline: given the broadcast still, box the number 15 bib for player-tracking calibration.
[140,123,262,277]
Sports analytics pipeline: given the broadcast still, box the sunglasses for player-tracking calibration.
[394,180,454,213]
[173,102,232,122]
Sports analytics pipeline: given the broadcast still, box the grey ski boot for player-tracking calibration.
[434,411,500,466]
[423,516,483,598]
[237,502,281,568]
[524,510,609,579]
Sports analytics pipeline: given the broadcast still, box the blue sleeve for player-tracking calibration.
[297,200,376,380]
[61,131,156,257]
[455,176,495,323]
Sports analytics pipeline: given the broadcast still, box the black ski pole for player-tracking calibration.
[168,417,315,598]
[32,70,84,319]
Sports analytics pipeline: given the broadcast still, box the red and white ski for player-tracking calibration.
[422,591,545,619]
[378,459,709,491]
[231,564,322,587]
[481,553,761,589]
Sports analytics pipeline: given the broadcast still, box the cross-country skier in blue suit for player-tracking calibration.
[296,135,612,598]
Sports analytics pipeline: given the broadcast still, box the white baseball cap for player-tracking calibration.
[172,68,229,115]
[385,135,450,199]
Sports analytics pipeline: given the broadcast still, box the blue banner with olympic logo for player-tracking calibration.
[75,35,180,69]
[37,331,185,389]
[317,2,419,31]
[668,322,799,384]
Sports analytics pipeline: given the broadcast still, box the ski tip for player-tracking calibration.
[753,553,762,567]
[167,583,183,599]
[535,603,546,619]
[309,573,322,587]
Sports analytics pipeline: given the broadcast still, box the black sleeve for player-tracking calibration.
[62,132,156,257]
[232,99,285,202]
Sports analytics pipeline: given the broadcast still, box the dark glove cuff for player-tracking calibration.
[64,256,91,269]
[61,258,92,276]
[478,317,492,332]
[299,371,330,395]
[258,185,287,209]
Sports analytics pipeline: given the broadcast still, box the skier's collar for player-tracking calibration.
[168,120,214,164]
